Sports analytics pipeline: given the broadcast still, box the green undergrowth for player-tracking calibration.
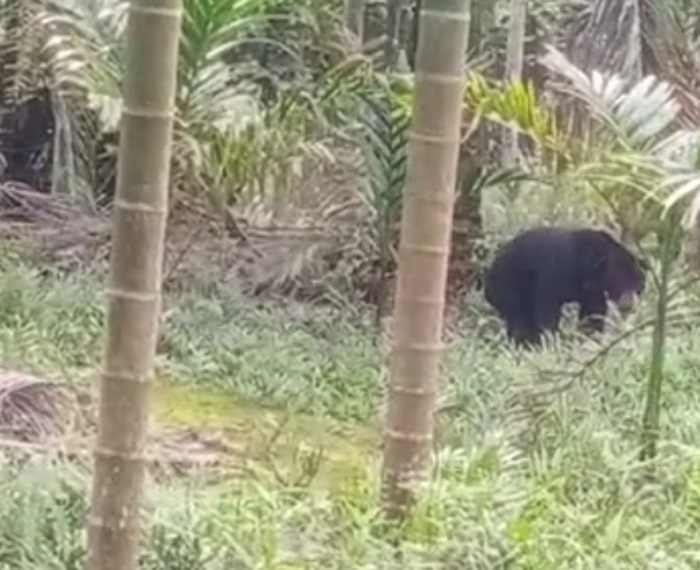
[3,437,700,569]
[0,247,383,423]
[158,289,382,423]
[3,246,700,567]
[154,382,377,489]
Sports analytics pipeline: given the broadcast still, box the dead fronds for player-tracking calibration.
[0,182,111,270]
[0,369,75,444]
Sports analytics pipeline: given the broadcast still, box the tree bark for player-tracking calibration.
[384,0,412,71]
[344,0,365,39]
[502,0,527,166]
[86,1,182,569]
[448,0,494,304]
[381,0,470,521]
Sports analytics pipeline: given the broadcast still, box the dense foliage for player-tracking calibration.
[0,0,699,567]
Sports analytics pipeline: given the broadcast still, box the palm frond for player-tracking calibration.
[561,0,700,124]
[541,46,680,151]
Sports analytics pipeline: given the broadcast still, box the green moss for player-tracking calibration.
[153,381,378,489]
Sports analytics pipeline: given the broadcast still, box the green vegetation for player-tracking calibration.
[0,0,699,566]
[1,233,700,567]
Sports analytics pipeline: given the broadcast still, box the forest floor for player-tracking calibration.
[151,382,377,489]
[1,189,700,568]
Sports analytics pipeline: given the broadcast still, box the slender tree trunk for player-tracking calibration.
[0,0,21,108]
[344,0,365,39]
[381,0,470,521]
[406,0,421,70]
[384,0,412,71]
[447,0,492,305]
[692,220,700,271]
[467,0,494,59]
[447,156,483,305]
[502,0,527,166]
[86,1,182,569]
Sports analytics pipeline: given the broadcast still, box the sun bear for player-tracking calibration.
[483,227,647,347]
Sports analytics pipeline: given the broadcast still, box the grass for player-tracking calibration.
[1,239,700,568]
[158,290,381,422]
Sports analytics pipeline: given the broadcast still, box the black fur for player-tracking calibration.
[483,227,646,347]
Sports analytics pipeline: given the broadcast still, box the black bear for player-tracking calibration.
[483,226,647,347]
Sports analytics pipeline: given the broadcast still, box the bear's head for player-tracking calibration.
[587,230,647,312]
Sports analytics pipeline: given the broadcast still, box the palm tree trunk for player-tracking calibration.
[447,0,492,304]
[344,0,365,38]
[381,0,470,521]
[502,0,527,166]
[86,1,182,569]
[385,0,412,71]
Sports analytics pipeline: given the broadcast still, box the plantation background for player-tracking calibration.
[0,0,700,567]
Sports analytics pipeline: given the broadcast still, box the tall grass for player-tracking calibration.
[1,238,700,567]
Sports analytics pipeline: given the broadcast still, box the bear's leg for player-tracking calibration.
[506,282,562,348]
[530,277,563,343]
[502,280,542,347]
[532,302,562,345]
[507,304,560,348]
[578,292,608,334]
[506,315,539,347]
